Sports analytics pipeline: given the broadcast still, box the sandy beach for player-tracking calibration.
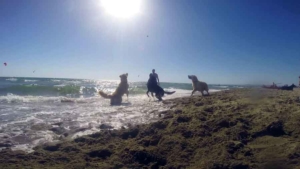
[1,88,300,169]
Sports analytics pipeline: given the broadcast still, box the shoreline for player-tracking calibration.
[0,88,225,153]
[1,88,300,168]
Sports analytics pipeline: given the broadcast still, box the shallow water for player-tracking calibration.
[0,77,244,152]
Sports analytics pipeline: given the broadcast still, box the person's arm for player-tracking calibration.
[157,75,159,84]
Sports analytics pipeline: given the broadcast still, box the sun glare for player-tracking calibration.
[101,0,142,19]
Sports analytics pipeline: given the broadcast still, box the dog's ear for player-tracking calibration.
[189,75,197,81]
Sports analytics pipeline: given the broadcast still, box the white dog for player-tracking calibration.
[188,75,209,96]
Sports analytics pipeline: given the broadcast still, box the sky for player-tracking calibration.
[0,0,300,84]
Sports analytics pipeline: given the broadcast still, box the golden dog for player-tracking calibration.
[99,73,129,105]
[188,75,209,96]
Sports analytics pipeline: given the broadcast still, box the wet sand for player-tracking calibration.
[1,88,300,169]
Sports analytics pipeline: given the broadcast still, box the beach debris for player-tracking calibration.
[203,106,214,113]
[99,124,114,130]
[121,128,139,139]
[174,109,183,114]
[0,142,12,148]
[31,123,52,131]
[74,127,89,133]
[253,120,286,138]
[43,143,61,152]
[226,141,244,154]
[195,102,204,107]
[176,115,191,123]
[49,127,67,135]
[151,121,168,130]
[3,62,7,66]
[88,149,112,159]
[127,149,166,166]
[52,122,63,126]
[61,98,75,103]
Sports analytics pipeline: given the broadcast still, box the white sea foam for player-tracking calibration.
[0,94,62,103]
[218,85,229,88]
[54,84,66,87]
[0,94,172,152]
[51,79,61,82]
[6,78,17,81]
[164,88,222,99]
[25,79,38,82]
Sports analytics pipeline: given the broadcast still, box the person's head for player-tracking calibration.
[152,69,155,73]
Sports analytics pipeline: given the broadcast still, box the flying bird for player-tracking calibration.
[3,62,7,66]
[33,70,36,73]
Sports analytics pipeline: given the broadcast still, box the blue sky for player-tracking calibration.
[0,0,299,84]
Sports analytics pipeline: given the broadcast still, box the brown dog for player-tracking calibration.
[188,75,209,96]
[99,73,129,105]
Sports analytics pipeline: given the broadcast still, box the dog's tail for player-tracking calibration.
[99,91,112,99]
[164,91,176,95]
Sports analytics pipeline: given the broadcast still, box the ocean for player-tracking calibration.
[0,77,245,152]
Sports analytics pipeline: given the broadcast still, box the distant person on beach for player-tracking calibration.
[146,73,175,100]
[152,69,159,85]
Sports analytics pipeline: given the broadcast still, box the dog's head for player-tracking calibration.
[119,73,128,82]
[188,75,198,82]
[291,84,297,88]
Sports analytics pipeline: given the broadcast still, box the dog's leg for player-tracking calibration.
[206,90,210,96]
[147,91,152,101]
[110,97,114,105]
[200,91,204,96]
[124,91,129,102]
[155,94,162,101]
[158,95,163,101]
[155,93,159,99]
[151,92,156,101]
[191,90,196,96]
[126,91,129,99]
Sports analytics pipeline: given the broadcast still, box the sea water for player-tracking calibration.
[0,77,244,152]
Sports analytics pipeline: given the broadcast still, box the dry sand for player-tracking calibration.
[1,88,300,169]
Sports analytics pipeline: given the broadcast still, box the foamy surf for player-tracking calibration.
[24,79,39,82]
[5,78,17,81]
[0,77,246,152]
[0,95,172,152]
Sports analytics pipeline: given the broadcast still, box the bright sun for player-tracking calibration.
[101,0,142,19]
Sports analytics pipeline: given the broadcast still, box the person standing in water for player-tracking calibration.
[152,69,159,85]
